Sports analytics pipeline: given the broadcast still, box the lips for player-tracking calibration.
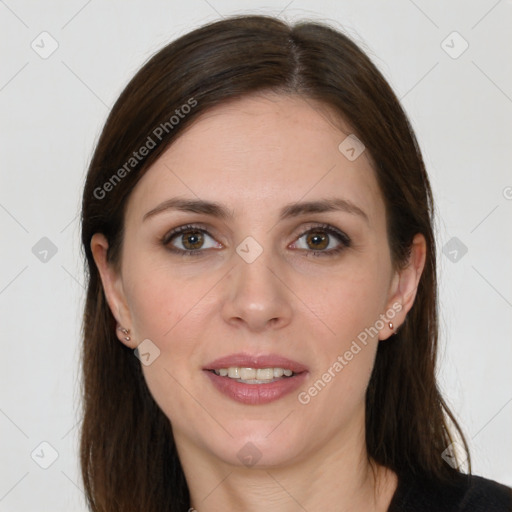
[203,353,309,405]
[204,353,308,373]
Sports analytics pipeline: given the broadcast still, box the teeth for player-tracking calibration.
[240,368,256,380]
[256,368,273,380]
[228,367,240,378]
[213,367,296,383]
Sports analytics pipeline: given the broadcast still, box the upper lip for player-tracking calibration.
[204,353,308,373]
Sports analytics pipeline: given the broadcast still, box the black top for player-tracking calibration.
[388,471,512,511]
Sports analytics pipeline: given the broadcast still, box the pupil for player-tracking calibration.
[307,232,328,250]
[183,231,203,250]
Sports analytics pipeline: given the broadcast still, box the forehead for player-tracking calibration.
[125,93,385,226]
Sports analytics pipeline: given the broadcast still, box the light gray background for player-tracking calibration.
[1,1,511,510]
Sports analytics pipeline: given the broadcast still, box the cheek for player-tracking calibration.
[297,263,389,406]
[122,264,216,432]
[122,251,210,342]
[310,263,390,345]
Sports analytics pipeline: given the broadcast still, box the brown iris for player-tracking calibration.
[306,231,329,250]
[181,230,204,250]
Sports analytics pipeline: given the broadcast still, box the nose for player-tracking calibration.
[220,251,293,333]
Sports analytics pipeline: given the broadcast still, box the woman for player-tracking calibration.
[80,14,511,512]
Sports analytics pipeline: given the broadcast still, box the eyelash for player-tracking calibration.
[161,223,351,258]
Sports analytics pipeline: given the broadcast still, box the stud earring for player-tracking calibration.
[117,325,131,342]
[388,322,393,330]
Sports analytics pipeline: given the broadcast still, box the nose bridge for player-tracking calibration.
[221,240,293,331]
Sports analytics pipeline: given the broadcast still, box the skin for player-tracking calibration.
[92,93,426,512]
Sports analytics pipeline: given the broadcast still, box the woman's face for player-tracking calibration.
[93,93,422,469]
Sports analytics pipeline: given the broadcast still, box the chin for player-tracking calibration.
[204,426,305,469]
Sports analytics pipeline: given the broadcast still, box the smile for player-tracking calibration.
[203,353,308,405]
[212,367,295,383]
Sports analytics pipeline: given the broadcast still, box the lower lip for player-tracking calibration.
[204,370,308,405]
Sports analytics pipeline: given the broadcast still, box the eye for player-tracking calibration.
[290,224,351,257]
[162,223,351,258]
[162,224,221,255]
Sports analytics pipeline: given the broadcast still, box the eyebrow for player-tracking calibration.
[142,197,369,224]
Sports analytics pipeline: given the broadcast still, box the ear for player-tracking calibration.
[379,233,427,340]
[90,233,136,348]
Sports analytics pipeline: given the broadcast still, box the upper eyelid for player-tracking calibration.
[163,222,350,247]
[162,223,217,244]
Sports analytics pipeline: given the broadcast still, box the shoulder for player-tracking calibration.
[388,471,512,512]
[457,475,512,511]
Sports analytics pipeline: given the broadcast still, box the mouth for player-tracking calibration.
[203,353,308,405]
[209,366,297,384]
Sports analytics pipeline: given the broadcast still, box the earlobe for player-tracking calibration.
[379,233,427,340]
[117,325,132,343]
[90,233,135,347]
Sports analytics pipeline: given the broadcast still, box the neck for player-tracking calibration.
[176,418,397,512]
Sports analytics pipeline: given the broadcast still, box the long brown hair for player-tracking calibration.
[80,14,471,511]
